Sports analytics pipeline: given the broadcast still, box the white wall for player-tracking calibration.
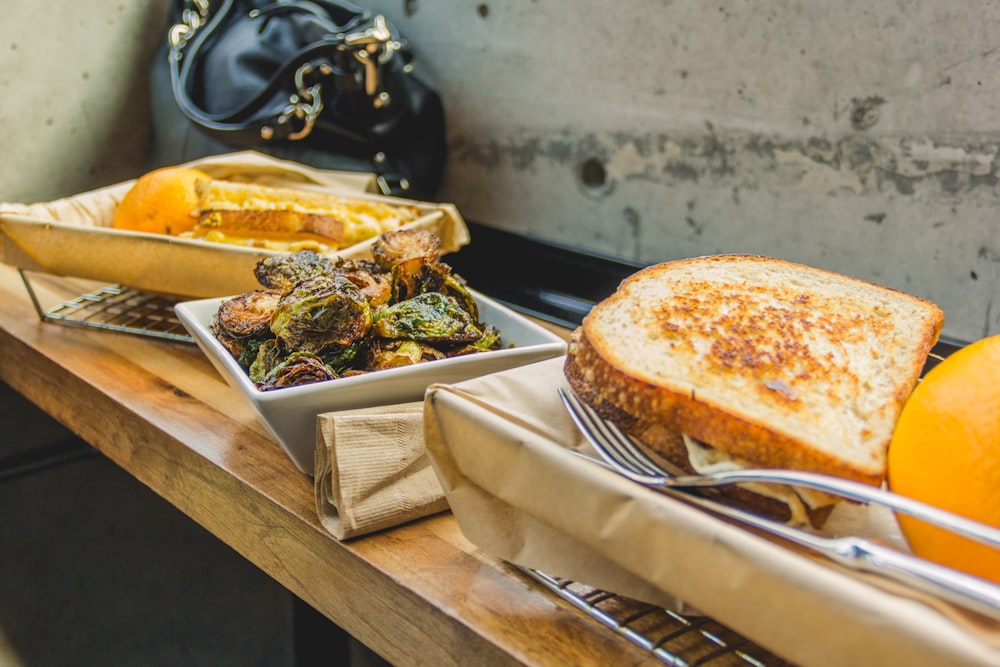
[2,0,997,341]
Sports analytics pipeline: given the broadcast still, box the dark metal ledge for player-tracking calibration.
[447,222,643,329]
[447,224,966,366]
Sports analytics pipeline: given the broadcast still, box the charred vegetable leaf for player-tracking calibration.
[442,274,478,321]
[390,256,451,303]
[254,250,336,291]
[319,341,363,374]
[257,351,336,390]
[374,292,481,343]
[271,274,372,354]
[365,339,446,370]
[211,289,281,369]
[371,228,441,271]
[335,259,392,307]
[474,323,502,350]
[248,339,284,384]
[444,324,504,357]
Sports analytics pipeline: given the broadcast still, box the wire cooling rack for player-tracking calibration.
[19,271,794,665]
[19,270,194,343]
[519,568,792,666]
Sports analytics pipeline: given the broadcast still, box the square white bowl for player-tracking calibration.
[175,291,568,475]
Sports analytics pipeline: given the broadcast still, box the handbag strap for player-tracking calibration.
[167,0,401,145]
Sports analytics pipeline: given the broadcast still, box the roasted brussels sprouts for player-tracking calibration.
[250,339,354,389]
[442,273,479,321]
[248,339,284,384]
[213,289,281,338]
[211,289,282,368]
[254,250,336,290]
[390,256,451,303]
[257,351,337,390]
[371,228,441,270]
[374,292,481,343]
[364,339,446,370]
[212,229,512,390]
[334,259,392,307]
[271,274,372,354]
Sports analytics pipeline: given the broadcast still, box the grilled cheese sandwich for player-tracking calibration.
[565,254,944,526]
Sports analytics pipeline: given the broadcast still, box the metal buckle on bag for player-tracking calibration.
[262,61,333,141]
[168,0,210,51]
[344,15,399,105]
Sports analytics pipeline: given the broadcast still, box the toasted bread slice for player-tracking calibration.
[566,333,837,526]
[570,254,944,490]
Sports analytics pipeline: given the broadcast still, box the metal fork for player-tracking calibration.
[557,387,1000,621]
[557,388,1000,550]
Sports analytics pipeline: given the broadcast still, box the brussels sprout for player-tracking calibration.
[211,289,282,369]
[371,228,442,270]
[390,256,451,302]
[213,289,282,339]
[374,292,481,343]
[319,341,363,374]
[254,250,336,290]
[442,273,479,321]
[365,339,446,370]
[334,259,392,307]
[212,229,514,390]
[248,339,284,384]
[257,351,337,390]
[271,274,373,354]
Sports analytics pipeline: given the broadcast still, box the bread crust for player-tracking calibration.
[566,334,820,524]
[197,209,345,245]
[571,254,944,489]
[565,346,690,468]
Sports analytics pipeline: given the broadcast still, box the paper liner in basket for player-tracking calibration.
[0,151,470,299]
[423,356,1000,667]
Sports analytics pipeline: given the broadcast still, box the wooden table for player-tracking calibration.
[0,265,674,666]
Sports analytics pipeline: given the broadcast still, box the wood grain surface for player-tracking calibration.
[0,266,660,667]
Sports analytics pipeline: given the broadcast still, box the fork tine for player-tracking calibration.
[558,388,663,478]
[590,408,664,477]
[579,402,661,476]
[557,388,623,467]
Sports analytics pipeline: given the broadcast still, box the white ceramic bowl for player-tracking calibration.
[175,291,568,474]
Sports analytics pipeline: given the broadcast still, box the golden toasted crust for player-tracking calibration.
[196,210,345,245]
[566,333,816,524]
[564,345,690,468]
[574,254,944,488]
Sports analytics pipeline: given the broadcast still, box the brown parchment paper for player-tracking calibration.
[423,356,1000,667]
[0,151,470,299]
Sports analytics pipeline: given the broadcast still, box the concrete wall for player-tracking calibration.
[0,1,170,202]
[2,0,998,342]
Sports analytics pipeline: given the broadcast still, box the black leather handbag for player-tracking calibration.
[149,0,446,198]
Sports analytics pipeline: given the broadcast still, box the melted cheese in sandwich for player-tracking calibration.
[681,435,835,527]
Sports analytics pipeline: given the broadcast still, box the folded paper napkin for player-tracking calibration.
[314,402,449,540]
